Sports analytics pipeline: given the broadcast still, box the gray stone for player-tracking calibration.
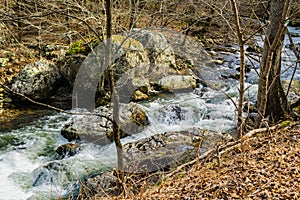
[123,128,232,173]
[130,29,176,67]
[158,75,197,91]
[61,103,149,145]
[11,60,62,100]
[81,171,121,198]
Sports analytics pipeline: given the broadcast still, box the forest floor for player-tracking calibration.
[132,121,300,199]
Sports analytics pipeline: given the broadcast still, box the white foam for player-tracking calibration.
[0,151,38,200]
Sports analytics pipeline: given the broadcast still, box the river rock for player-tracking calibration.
[61,103,149,145]
[158,75,197,92]
[81,128,233,197]
[56,143,80,159]
[11,60,62,100]
[73,35,149,108]
[123,128,232,173]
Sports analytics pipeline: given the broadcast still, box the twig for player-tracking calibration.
[243,21,270,43]
[286,29,299,98]
[0,83,113,122]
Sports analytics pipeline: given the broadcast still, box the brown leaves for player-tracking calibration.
[141,123,300,199]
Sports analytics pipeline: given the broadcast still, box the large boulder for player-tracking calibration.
[114,30,198,103]
[82,128,233,198]
[11,60,62,100]
[129,29,176,68]
[123,128,232,173]
[61,103,149,145]
[72,35,150,108]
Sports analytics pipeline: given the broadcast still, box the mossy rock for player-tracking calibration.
[66,38,99,56]
[112,35,144,50]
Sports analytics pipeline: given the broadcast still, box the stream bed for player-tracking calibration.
[0,88,238,199]
[0,26,300,199]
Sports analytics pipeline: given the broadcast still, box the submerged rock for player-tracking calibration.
[11,60,62,101]
[61,103,149,145]
[31,162,68,187]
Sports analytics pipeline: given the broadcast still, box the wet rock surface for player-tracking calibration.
[82,128,233,197]
[61,103,149,145]
[56,143,80,159]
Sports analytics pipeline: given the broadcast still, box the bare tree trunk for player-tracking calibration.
[230,0,245,138]
[256,0,291,127]
[129,0,137,29]
[105,0,124,181]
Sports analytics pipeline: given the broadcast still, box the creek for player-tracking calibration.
[0,27,299,199]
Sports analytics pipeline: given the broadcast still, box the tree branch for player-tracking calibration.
[0,83,113,122]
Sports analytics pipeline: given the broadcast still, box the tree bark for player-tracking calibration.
[105,0,124,176]
[256,0,290,127]
[230,0,245,138]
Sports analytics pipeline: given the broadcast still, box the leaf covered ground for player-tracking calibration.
[136,122,300,199]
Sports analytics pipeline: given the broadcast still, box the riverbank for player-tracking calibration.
[141,122,300,199]
[88,121,300,199]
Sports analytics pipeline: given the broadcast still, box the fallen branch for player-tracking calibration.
[164,122,288,180]
[0,82,113,122]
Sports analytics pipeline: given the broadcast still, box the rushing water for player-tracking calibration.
[0,26,300,199]
[0,87,238,199]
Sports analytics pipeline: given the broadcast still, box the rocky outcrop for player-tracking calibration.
[130,29,176,68]
[66,29,223,106]
[61,103,149,145]
[123,128,232,173]
[82,128,232,197]
[11,60,62,100]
